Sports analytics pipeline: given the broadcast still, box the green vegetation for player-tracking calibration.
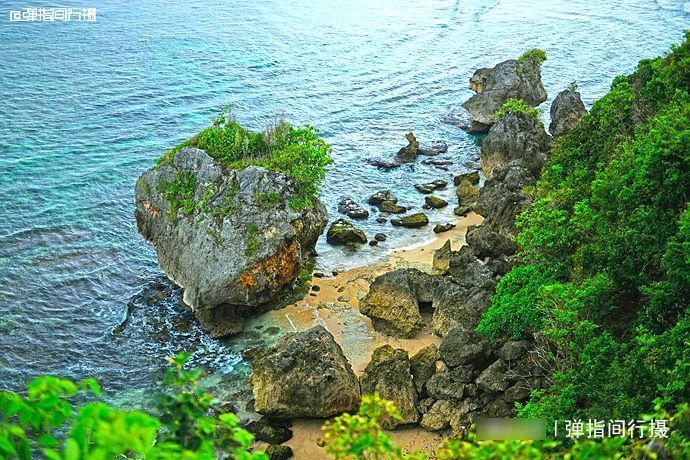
[156,171,198,218]
[244,223,260,257]
[567,80,579,92]
[496,98,542,121]
[0,354,267,459]
[517,48,547,67]
[157,106,333,212]
[255,191,283,210]
[478,31,690,434]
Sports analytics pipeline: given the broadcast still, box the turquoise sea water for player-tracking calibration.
[1,0,688,398]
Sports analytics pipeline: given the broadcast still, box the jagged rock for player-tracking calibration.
[504,383,532,402]
[439,325,492,368]
[326,219,367,246]
[453,204,472,216]
[433,240,452,272]
[460,56,548,133]
[368,190,398,206]
[246,419,293,444]
[418,141,448,156]
[374,233,387,242]
[549,89,587,138]
[410,345,439,397]
[420,400,453,431]
[338,198,369,219]
[391,213,429,228]
[264,445,293,460]
[251,326,360,418]
[426,368,468,401]
[433,223,455,234]
[479,111,552,180]
[360,346,419,428]
[135,147,327,338]
[497,341,528,361]
[476,360,509,393]
[456,180,480,204]
[379,200,407,214]
[454,171,480,186]
[396,132,420,163]
[425,196,448,209]
[360,269,435,338]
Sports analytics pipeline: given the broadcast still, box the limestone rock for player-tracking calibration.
[456,179,480,204]
[337,198,369,219]
[425,196,448,209]
[396,132,420,163]
[460,56,548,133]
[360,269,435,338]
[476,360,509,393]
[251,326,360,418]
[360,346,419,428]
[391,213,429,228]
[549,89,587,138]
[433,223,455,234]
[379,200,407,214]
[264,445,293,460]
[368,190,398,206]
[410,344,439,396]
[432,240,451,272]
[418,141,448,156]
[135,147,327,338]
[439,325,491,368]
[479,111,552,180]
[326,219,367,245]
[454,171,480,186]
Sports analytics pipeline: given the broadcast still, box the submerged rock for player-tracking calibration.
[135,147,327,338]
[418,140,448,156]
[360,346,419,428]
[360,269,435,338]
[378,200,407,214]
[549,89,587,138]
[326,218,367,246]
[425,196,448,209]
[391,213,429,228]
[368,190,398,206]
[337,198,369,219]
[460,54,548,133]
[251,326,360,418]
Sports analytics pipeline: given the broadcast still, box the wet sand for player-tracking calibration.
[250,212,483,458]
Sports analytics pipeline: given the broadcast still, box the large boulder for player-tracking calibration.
[549,89,587,138]
[391,213,429,228]
[479,110,552,180]
[360,346,419,428]
[327,218,367,246]
[135,147,327,337]
[338,198,369,219]
[439,325,492,368]
[461,56,548,133]
[360,269,435,338]
[396,132,420,163]
[410,345,439,397]
[251,326,360,418]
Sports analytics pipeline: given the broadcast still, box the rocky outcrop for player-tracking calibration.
[360,346,419,428]
[415,180,448,194]
[326,219,367,246]
[418,141,448,156]
[454,171,480,186]
[135,147,327,338]
[338,198,369,219]
[391,213,429,228]
[432,240,452,272]
[549,89,587,138]
[360,269,435,338]
[251,326,360,418]
[396,132,420,163]
[460,55,548,133]
[425,196,448,209]
[433,223,455,234]
[479,111,552,180]
[410,345,439,397]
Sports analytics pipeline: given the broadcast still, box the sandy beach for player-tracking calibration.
[250,211,483,458]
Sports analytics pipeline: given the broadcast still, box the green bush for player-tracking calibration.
[496,98,542,121]
[517,48,547,67]
[158,107,333,211]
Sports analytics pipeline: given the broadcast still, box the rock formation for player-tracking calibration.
[360,346,419,428]
[135,147,327,338]
[251,326,360,418]
[460,54,548,132]
[549,89,587,137]
[326,218,367,246]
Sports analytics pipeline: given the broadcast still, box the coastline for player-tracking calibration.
[251,211,484,457]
